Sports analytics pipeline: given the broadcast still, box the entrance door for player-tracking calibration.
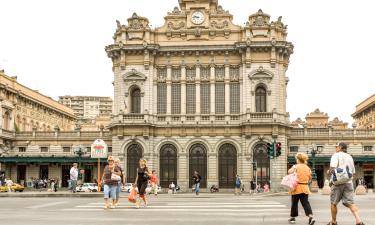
[159,144,177,188]
[126,143,143,184]
[219,144,237,188]
[315,165,324,188]
[61,165,70,187]
[39,165,49,179]
[189,144,207,188]
[84,166,92,183]
[253,143,270,186]
[17,165,26,185]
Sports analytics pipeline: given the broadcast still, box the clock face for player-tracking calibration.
[191,11,205,25]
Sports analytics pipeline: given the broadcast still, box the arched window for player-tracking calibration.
[126,143,143,184]
[255,85,267,112]
[218,144,237,188]
[130,87,141,114]
[3,111,10,130]
[22,118,27,131]
[189,144,207,188]
[253,143,270,186]
[159,144,177,188]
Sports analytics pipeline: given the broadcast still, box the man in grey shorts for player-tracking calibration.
[327,143,364,225]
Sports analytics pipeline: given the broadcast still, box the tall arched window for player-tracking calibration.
[126,143,143,183]
[130,87,141,114]
[3,111,10,130]
[255,85,267,112]
[22,118,27,131]
[189,144,207,188]
[218,144,237,188]
[159,144,177,188]
[253,143,270,186]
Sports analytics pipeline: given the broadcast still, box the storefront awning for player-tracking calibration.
[0,156,101,163]
[288,156,375,164]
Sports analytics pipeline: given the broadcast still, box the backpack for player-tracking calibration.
[236,178,241,186]
[332,154,353,185]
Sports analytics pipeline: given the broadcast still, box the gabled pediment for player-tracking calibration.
[123,69,147,81]
[249,66,274,80]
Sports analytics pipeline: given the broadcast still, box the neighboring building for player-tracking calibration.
[352,94,375,129]
[59,96,113,119]
[291,109,348,129]
[80,116,112,131]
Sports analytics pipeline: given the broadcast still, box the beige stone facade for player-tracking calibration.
[352,94,375,129]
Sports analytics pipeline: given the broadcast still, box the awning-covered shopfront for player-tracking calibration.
[288,156,375,164]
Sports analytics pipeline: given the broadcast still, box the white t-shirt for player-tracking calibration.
[330,152,355,183]
[70,167,78,181]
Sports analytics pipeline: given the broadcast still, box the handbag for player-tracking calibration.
[128,188,137,203]
[111,173,121,181]
[281,166,298,191]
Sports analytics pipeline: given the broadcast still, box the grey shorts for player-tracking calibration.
[330,183,354,205]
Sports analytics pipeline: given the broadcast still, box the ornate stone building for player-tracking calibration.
[105,0,293,190]
[352,94,375,129]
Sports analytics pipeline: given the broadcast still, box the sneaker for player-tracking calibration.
[288,218,296,224]
[309,217,316,225]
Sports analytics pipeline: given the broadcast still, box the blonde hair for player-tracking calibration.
[295,152,308,164]
[139,158,147,166]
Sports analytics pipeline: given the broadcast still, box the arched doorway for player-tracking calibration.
[253,143,270,186]
[219,143,237,188]
[189,143,207,188]
[159,144,177,188]
[126,143,143,184]
[130,87,141,113]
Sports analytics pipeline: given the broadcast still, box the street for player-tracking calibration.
[0,193,374,225]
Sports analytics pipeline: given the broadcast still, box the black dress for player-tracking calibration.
[137,167,149,196]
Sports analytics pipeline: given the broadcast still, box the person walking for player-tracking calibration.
[113,158,125,207]
[169,182,176,194]
[134,158,151,208]
[250,180,256,195]
[150,170,159,196]
[69,163,78,193]
[327,142,365,225]
[288,152,315,225]
[192,171,201,196]
[235,175,242,195]
[101,156,121,209]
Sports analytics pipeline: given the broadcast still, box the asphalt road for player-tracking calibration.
[0,193,373,225]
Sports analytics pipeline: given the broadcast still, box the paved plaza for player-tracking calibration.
[0,193,373,225]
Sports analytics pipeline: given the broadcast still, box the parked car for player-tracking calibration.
[0,183,25,192]
[76,183,98,192]
[123,183,132,193]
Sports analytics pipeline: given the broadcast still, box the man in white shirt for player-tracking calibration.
[327,143,364,225]
[70,163,78,193]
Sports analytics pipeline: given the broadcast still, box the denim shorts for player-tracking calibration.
[104,184,117,199]
[116,182,122,199]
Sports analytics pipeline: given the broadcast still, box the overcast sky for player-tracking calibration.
[0,0,374,125]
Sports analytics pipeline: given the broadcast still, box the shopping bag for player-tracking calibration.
[128,188,137,203]
[281,173,298,191]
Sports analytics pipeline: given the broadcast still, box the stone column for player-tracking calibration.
[177,153,189,191]
[196,66,201,114]
[210,65,215,114]
[224,65,230,114]
[207,153,218,189]
[181,66,186,115]
[166,66,172,115]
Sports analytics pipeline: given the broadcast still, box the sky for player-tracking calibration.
[0,0,374,125]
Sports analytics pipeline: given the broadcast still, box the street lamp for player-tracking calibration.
[73,145,87,181]
[306,144,322,192]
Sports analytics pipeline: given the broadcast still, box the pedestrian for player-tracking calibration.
[113,158,125,207]
[250,180,256,195]
[256,183,261,193]
[169,182,176,194]
[70,163,78,193]
[5,178,13,192]
[101,156,121,209]
[287,152,315,225]
[327,142,365,225]
[263,183,269,193]
[192,171,201,196]
[150,170,159,196]
[235,175,242,195]
[134,158,151,208]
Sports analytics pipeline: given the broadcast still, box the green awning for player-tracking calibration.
[288,156,375,164]
[0,156,101,163]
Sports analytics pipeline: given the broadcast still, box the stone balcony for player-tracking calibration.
[14,131,112,141]
[0,129,15,140]
[290,128,375,139]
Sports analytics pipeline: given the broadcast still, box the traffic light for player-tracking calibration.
[252,162,257,171]
[267,142,274,158]
[276,142,282,157]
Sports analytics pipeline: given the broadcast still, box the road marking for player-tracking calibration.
[76,204,286,208]
[63,208,289,212]
[26,201,68,209]
[87,201,283,205]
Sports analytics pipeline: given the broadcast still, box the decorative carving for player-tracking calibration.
[248,9,270,28]
[249,66,274,80]
[210,20,228,29]
[194,28,201,38]
[168,6,182,15]
[216,5,229,14]
[123,69,147,81]
[127,13,149,30]
[167,21,186,31]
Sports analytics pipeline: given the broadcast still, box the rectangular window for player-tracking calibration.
[200,67,210,80]
[157,68,167,80]
[108,147,112,153]
[200,83,210,114]
[289,146,299,153]
[186,84,196,114]
[230,83,240,113]
[18,147,26,152]
[215,83,225,114]
[171,84,181,114]
[171,68,181,82]
[40,147,49,153]
[364,146,373,152]
[215,66,225,79]
[157,83,167,114]
[63,147,71,153]
[186,67,196,82]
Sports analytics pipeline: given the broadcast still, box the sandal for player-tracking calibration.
[327,222,337,225]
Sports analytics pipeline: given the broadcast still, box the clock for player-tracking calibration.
[191,11,205,25]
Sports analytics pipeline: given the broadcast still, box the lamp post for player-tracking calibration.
[74,145,87,182]
[306,144,322,192]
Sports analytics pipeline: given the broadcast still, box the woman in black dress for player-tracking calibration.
[134,158,151,208]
